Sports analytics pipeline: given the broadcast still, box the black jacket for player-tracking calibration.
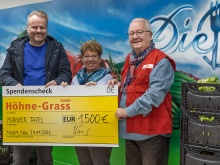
[0,35,72,86]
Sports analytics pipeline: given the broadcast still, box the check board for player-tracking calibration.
[2,85,118,147]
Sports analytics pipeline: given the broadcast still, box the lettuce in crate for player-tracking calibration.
[197,76,220,92]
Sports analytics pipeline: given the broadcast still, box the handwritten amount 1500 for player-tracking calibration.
[77,114,109,124]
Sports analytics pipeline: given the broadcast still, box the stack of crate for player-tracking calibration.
[180,82,220,165]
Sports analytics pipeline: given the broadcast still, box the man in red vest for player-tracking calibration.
[108,18,176,165]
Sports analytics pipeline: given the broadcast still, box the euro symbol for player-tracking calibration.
[101,115,108,123]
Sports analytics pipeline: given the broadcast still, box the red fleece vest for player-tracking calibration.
[120,48,176,135]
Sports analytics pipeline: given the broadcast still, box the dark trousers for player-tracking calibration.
[12,146,53,165]
[75,146,112,165]
[126,136,170,165]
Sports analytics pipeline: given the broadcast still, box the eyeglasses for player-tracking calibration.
[127,30,151,37]
[83,54,99,60]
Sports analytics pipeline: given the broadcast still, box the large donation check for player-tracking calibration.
[2,85,118,147]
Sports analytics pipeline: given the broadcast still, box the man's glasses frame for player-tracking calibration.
[127,30,151,37]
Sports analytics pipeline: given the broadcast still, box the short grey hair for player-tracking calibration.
[27,10,48,27]
[129,18,152,32]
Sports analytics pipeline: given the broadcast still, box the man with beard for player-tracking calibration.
[0,11,72,165]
